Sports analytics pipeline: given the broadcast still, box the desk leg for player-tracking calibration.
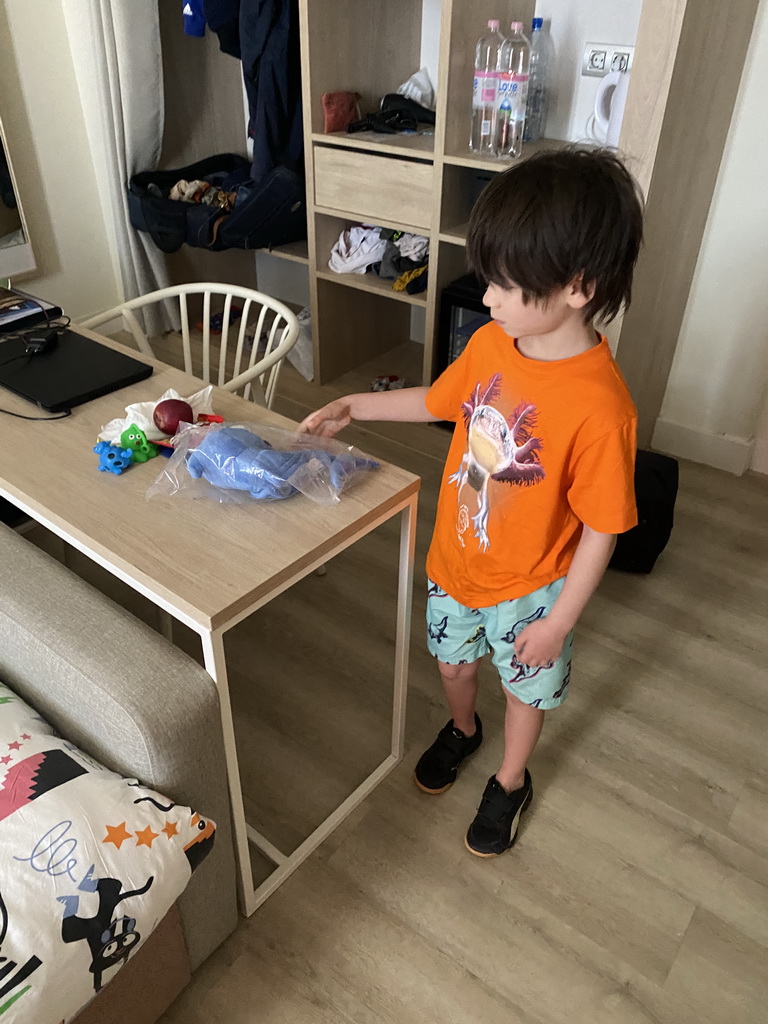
[244,494,419,914]
[392,496,417,759]
[201,629,257,917]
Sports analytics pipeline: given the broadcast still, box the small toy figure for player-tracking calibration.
[94,442,134,475]
[120,424,158,463]
[371,375,407,392]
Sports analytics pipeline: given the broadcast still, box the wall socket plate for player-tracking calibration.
[582,43,635,78]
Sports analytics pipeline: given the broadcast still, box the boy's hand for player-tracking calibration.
[514,617,568,668]
[298,399,353,438]
[298,386,436,437]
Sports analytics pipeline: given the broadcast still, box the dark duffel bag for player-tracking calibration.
[128,154,307,254]
[610,450,679,573]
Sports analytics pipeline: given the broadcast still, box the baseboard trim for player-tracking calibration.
[750,437,768,476]
[652,418,756,476]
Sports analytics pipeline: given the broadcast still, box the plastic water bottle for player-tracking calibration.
[524,18,549,143]
[470,19,505,154]
[495,22,530,159]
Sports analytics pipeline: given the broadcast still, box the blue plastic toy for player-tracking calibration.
[94,441,134,475]
[186,426,378,500]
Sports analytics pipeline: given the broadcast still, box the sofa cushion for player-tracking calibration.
[0,680,215,1024]
[0,522,238,971]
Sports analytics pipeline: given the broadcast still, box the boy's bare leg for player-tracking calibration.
[495,690,544,792]
[437,661,479,736]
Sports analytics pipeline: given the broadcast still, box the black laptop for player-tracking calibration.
[0,329,153,412]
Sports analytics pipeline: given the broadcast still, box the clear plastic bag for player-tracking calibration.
[147,422,379,506]
[396,67,436,110]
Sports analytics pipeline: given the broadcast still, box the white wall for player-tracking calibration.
[254,254,310,311]
[654,0,768,475]
[420,0,442,97]
[749,392,768,475]
[0,0,121,319]
[534,0,642,142]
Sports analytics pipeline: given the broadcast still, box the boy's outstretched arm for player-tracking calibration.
[299,386,438,438]
[514,525,617,667]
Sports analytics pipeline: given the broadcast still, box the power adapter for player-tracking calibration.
[24,328,60,355]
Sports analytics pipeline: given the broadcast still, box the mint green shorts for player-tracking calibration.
[426,577,574,709]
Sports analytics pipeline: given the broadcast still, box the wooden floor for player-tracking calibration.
[74,342,768,1023]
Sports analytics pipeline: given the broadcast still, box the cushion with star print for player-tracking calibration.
[0,680,216,1023]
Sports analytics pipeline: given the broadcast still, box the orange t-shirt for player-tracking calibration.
[425,324,638,607]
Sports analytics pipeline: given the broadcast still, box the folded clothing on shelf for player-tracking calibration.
[329,225,429,282]
[373,229,429,281]
[329,225,387,274]
[393,264,429,294]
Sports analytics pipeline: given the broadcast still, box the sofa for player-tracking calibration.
[0,522,238,1022]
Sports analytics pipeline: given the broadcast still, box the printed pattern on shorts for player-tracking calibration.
[426,577,574,710]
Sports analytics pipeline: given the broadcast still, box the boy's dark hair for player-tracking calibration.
[467,147,644,323]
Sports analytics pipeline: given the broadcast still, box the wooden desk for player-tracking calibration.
[0,328,419,915]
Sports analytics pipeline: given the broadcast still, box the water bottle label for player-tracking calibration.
[495,73,510,107]
[512,73,529,121]
[473,70,498,107]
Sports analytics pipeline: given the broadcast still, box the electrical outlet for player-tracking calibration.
[610,49,632,72]
[587,49,606,73]
[582,43,635,78]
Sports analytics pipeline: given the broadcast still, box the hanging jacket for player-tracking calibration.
[203,0,239,54]
[204,0,303,184]
[182,0,207,36]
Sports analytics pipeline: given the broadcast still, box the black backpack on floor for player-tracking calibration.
[128,153,307,254]
[610,450,679,573]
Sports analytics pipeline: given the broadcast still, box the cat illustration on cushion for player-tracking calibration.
[59,873,153,992]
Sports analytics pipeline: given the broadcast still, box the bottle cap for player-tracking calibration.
[488,19,500,30]
[510,21,524,32]
[532,17,543,30]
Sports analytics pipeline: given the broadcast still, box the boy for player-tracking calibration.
[300,148,643,858]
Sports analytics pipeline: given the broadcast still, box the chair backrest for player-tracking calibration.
[81,283,300,408]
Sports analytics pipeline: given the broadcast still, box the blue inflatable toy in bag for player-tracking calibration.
[149,423,379,505]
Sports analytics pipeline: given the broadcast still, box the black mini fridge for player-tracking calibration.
[435,273,492,376]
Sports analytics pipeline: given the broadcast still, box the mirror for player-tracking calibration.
[0,113,35,279]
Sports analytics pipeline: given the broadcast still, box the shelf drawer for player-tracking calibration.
[314,146,434,233]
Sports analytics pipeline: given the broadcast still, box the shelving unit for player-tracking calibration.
[315,270,428,306]
[438,226,468,247]
[257,240,309,265]
[294,0,760,443]
[310,130,436,160]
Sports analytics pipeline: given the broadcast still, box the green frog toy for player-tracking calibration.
[120,424,158,463]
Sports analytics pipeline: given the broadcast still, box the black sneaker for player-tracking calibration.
[413,715,483,794]
[465,771,533,857]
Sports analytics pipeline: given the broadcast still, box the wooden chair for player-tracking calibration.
[81,282,299,409]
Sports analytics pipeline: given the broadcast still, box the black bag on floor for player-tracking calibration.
[128,154,307,254]
[610,450,679,573]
